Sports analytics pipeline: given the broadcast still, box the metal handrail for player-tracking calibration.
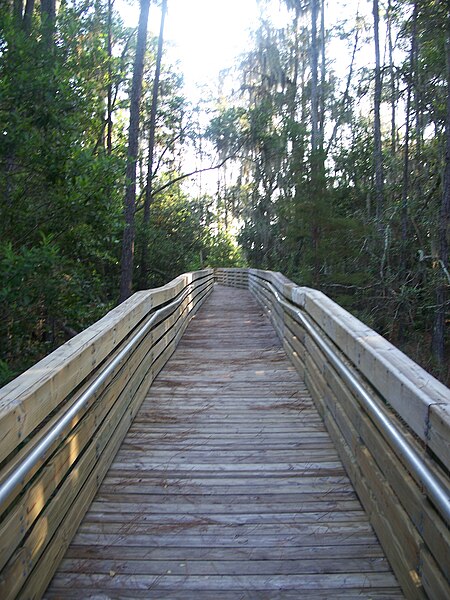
[0,276,211,510]
[252,275,450,525]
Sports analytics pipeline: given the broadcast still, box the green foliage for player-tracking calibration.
[206,0,449,383]
[0,237,62,372]
[0,1,127,383]
[0,360,17,388]
[203,232,246,268]
[206,107,248,156]
[0,0,448,387]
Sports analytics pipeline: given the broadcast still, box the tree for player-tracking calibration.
[310,0,319,155]
[119,0,151,302]
[432,7,450,366]
[41,0,56,45]
[0,0,131,383]
[373,0,384,222]
[139,0,168,289]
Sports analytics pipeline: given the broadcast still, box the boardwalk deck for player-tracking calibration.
[44,285,403,599]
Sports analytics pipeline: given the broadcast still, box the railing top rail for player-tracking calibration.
[0,269,213,405]
[219,268,450,435]
[0,277,208,510]
[259,276,450,526]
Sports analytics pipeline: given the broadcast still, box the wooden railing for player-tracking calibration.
[216,267,450,600]
[214,267,248,288]
[1,266,448,599]
[0,269,213,599]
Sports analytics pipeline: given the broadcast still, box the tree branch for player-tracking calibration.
[326,10,360,156]
[152,129,185,179]
[136,147,242,212]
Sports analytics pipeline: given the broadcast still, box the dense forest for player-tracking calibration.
[0,0,449,386]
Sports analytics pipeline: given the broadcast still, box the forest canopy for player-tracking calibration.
[0,0,449,386]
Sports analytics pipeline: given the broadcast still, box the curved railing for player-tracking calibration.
[0,269,214,599]
[216,267,450,600]
[0,266,448,600]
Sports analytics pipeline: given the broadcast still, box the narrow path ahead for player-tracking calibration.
[45,285,402,599]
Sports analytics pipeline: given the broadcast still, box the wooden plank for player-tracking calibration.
[87,499,362,514]
[44,588,404,600]
[0,277,212,571]
[62,540,385,568]
[81,511,369,527]
[428,403,450,471]
[420,546,450,600]
[0,270,213,465]
[249,285,284,339]
[44,572,400,591]
[0,275,212,599]
[44,285,402,599]
[57,556,392,575]
[63,542,384,561]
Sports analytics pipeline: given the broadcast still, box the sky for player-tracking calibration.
[117,0,267,195]
[118,0,262,100]
[117,1,374,103]
[116,0,378,195]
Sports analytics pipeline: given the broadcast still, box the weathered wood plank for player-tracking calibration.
[58,556,391,575]
[46,572,400,591]
[0,273,213,600]
[45,588,404,600]
[62,542,385,561]
[0,270,213,465]
[44,285,402,598]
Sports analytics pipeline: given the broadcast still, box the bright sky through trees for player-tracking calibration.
[116,0,371,200]
[118,1,375,106]
[1,0,448,385]
[119,0,261,98]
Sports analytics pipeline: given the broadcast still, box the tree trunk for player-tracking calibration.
[310,0,319,156]
[400,4,418,272]
[401,83,411,259]
[41,0,56,45]
[432,15,450,366]
[309,0,324,285]
[326,13,359,155]
[139,0,168,290]
[13,0,23,23]
[373,0,384,221]
[106,0,114,155]
[23,0,34,33]
[387,0,396,155]
[319,0,325,155]
[412,1,423,214]
[290,5,299,120]
[119,0,151,302]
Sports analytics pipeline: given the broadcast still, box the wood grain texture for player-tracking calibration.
[44,285,401,598]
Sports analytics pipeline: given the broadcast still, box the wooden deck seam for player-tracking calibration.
[44,285,403,598]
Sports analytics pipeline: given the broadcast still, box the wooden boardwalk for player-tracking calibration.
[45,285,402,599]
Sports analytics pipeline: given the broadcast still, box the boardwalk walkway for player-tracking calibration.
[45,285,402,598]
